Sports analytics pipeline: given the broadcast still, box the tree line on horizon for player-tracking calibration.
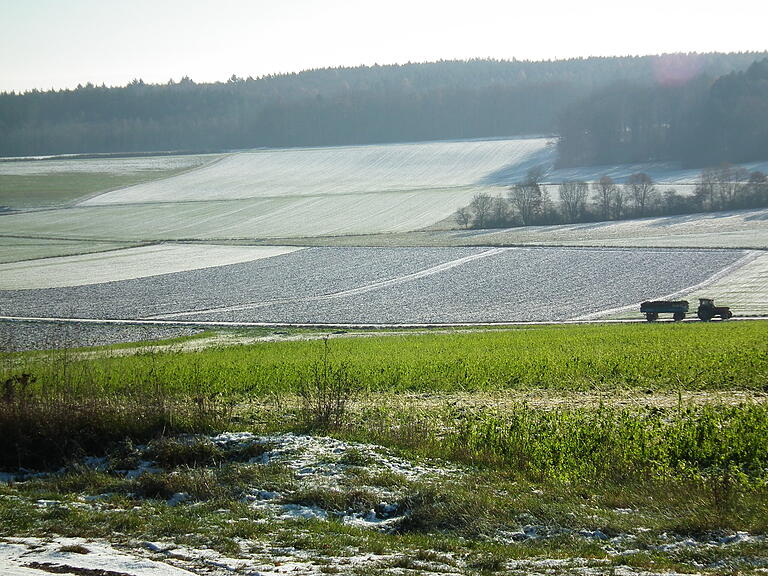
[458,164,768,229]
[0,53,765,160]
[556,58,768,168]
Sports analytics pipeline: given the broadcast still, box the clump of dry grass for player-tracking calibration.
[0,371,230,470]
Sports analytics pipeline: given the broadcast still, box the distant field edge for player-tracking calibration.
[72,153,228,207]
[210,236,768,251]
[1,315,765,330]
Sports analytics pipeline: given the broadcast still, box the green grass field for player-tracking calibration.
[0,237,142,264]
[6,321,763,396]
[0,169,192,210]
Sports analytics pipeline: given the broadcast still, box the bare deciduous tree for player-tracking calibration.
[745,170,768,207]
[455,207,471,229]
[509,183,541,225]
[694,165,750,210]
[627,172,655,217]
[613,184,628,219]
[558,180,588,222]
[491,195,510,227]
[694,167,719,210]
[509,166,547,225]
[592,175,617,220]
[714,164,749,208]
[470,192,494,228]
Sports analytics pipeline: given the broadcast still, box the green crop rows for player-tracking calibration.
[5,322,764,397]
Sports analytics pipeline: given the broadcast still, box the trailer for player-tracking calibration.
[640,300,689,322]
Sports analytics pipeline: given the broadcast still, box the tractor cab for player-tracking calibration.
[696,298,732,321]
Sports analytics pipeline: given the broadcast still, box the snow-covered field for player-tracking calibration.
[682,251,768,315]
[548,159,768,188]
[450,209,768,250]
[1,138,766,244]
[0,190,490,240]
[0,138,551,241]
[0,154,216,176]
[586,251,768,320]
[0,246,748,324]
[0,244,302,290]
[80,138,550,205]
[0,237,138,264]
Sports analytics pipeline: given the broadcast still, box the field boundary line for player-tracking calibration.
[143,248,510,320]
[76,153,230,207]
[1,316,765,331]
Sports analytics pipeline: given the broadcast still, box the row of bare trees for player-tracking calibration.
[457,165,768,229]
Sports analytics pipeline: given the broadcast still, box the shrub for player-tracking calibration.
[299,337,359,430]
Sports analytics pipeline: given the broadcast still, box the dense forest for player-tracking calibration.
[557,58,768,168]
[0,53,765,158]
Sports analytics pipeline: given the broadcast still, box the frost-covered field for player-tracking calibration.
[3,202,766,248]
[0,190,488,240]
[77,139,768,206]
[590,251,768,320]
[683,252,768,315]
[0,247,745,324]
[0,154,216,176]
[2,138,766,244]
[0,244,303,290]
[0,237,138,264]
[80,138,549,205]
[0,321,203,352]
[0,138,550,242]
[440,208,768,250]
[548,159,768,188]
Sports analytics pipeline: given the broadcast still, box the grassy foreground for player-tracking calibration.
[1,321,767,574]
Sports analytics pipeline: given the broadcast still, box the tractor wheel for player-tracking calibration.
[698,311,712,322]
[646,312,658,322]
[673,312,685,321]
[722,310,733,320]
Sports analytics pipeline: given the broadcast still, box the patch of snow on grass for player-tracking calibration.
[253,432,454,483]
[0,537,196,576]
[215,432,455,528]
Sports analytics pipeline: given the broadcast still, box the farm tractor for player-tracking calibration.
[695,298,733,321]
[640,298,732,322]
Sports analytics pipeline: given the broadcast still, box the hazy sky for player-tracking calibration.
[1,0,765,92]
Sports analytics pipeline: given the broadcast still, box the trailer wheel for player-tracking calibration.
[646,312,658,322]
[673,312,685,321]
